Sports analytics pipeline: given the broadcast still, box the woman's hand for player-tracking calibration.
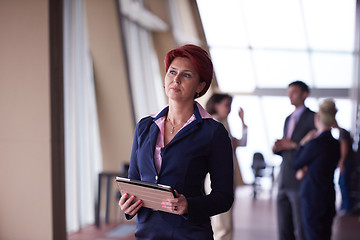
[296,166,308,180]
[300,129,317,146]
[161,190,188,215]
[238,107,244,120]
[118,193,143,216]
[238,107,247,127]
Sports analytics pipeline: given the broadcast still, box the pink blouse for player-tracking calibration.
[153,102,212,173]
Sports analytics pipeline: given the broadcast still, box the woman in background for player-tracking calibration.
[293,99,340,240]
[119,44,234,240]
[205,93,247,240]
[333,120,355,215]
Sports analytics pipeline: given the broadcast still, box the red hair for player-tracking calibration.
[164,44,213,98]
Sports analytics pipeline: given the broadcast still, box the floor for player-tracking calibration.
[68,185,360,240]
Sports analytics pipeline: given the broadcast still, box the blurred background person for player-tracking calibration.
[293,99,340,240]
[333,120,355,215]
[205,93,248,240]
[272,80,315,240]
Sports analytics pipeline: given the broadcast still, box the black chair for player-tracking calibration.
[251,152,274,199]
[95,163,129,228]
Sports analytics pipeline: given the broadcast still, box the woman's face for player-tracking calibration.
[164,57,205,102]
[214,98,232,119]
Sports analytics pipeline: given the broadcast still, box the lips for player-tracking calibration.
[170,86,180,92]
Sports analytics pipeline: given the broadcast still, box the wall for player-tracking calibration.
[86,0,134,172]
[0,0,53,239]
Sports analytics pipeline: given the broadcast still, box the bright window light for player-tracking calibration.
[197,0,356,184]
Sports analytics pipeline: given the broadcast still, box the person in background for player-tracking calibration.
[272,80,315,240]
[293,99,340,240]
[118,44,234,240]
[205,93,248,240]
[333,120,355,215]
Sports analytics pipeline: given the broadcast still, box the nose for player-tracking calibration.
[173,74,180,83]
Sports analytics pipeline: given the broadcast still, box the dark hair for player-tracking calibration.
[164,44,213,98]
[288,80,310,93]
[206,93,233,115]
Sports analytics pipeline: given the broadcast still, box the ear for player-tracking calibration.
[197,81,206,94]
[302,91,309,101]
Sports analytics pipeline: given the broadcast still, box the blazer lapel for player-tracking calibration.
[292,107,309,138]
[149,122,159,160]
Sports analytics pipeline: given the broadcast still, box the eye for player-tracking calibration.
[169,70,176,75]
[183,73,192,78]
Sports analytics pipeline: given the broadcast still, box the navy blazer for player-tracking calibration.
[128,103,234,227]
[276,107,315,190]
[294,130,340,204]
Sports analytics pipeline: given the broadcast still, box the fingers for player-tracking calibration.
[161,200,180,214]
[127,199,143,216]
[118,193,143,215]
[174,189,180,197]
[118,193,128,206]
[161,191,188,215]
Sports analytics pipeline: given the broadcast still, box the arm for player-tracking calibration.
[233,107,248,147]
[338,139,349,173]
[293,130,318,179]
[186,124,234,219]
[293,139,318,170]
[232,126,247,148]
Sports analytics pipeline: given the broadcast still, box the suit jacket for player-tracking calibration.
[128,103,234,227]
[276,107,315,190]
[293,130,340,214]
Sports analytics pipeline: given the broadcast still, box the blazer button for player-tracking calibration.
[155,176,158,181]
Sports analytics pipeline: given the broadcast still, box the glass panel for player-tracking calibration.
[228,96,265,183]
[311,53,354,88]
[334,99,353,131]
[302,0,356,51]
[196,0,248,47]
[210,48,256,92]
[253,50,312,88]
[228,96,294,183]
[242,0,307,49]
[196,0,356,185]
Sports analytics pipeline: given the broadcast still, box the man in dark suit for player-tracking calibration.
[272,81,315,240]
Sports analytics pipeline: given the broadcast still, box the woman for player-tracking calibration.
[206,93,247,186]
[293,99,340,240]
[119,44,234,239]
[333,120,354,215]
[205,93,247,240]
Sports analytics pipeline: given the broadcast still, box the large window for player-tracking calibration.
[197,0,357,183]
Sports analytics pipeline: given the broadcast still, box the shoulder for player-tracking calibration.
[200,118,230,139]
[339,128,351,139]
[135,116,154,133]
[317,131,339,146]
[304,107,315,116]
[202,118,226,130]
[300,108,315,124]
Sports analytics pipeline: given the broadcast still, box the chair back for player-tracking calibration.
[252,152,266,171]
